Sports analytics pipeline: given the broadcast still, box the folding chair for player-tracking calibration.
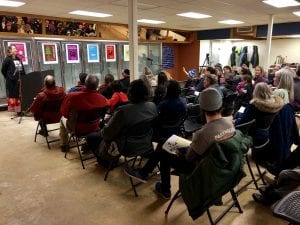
[273,191,300,225]
[103,119,154,197]
[64,107,106,169]
[34,99,64,149]
[164,130,251,224]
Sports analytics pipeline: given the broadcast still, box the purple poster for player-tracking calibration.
[66,43,80,63]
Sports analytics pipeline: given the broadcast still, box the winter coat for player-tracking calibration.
[239,46,249,67]
[235,95,284,147]
[262,104,300,174]
[250,45,259,68]
[1,56,25,98]
[230,46,236,67]
[179,130,252,220]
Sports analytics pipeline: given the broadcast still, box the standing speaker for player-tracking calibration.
[21,70,54,111]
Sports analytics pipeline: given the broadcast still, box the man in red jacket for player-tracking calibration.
[60,74,107,151]
[30,75,66,136]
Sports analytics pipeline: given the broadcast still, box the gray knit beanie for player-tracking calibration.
[199,88,223,111]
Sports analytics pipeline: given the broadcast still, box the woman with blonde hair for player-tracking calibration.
[235,82,284,147]
[273,67,295,104]
[254,66,268,85]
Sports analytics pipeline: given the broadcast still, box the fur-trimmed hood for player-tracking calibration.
[250,95,284,113]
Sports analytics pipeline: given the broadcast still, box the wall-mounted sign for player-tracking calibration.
[105,44,116,62]
[162,46,174,69]
[66,43,80,63]
[42,43,58,64]
[87,44,99,63]
[7,42,28,65]
[123,44,129,62]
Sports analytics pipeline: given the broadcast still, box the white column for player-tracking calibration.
[128,0,139,81]
[265,14,274,70]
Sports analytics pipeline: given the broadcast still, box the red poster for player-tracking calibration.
[105,44,116,62]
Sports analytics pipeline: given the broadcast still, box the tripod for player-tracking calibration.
[199,53,210,74]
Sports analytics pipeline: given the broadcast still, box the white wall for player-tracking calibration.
[200,38,300,72]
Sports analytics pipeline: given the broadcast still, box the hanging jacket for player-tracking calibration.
[230,46,236,67]
[240,46,249,67]
[179,130,252,220]
[250,45,259,68]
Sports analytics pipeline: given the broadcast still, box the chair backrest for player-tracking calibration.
[235,119,256,135]
[121,119,154,157]
[39,98,64,123]
[222,92,238,116]
[68,107,106,136]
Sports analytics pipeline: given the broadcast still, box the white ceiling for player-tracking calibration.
[2,0,300,30]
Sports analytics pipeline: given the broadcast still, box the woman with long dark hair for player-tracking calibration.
[1,45,25,113]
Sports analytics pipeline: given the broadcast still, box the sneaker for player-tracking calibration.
[155,182,171,199]
[252,193,273,205]
[124,168,148,183]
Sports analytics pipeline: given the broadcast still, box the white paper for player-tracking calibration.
[238,106,246,113]
[162,135,192,155]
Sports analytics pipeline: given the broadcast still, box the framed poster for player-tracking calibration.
[66,43,80,63]
[123,44,129,62]
[87,44,99,63]
[105,44,116,62]
[42,43,58,64]
[7,42,28,65]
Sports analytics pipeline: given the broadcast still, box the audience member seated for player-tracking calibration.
[68,72,88,93]
[203,74,224,97]
[153,80,187,141]
[119,69,130,94]
[153,71,168,105]
[254,66,268,86]
[255,103,300,175]
[107,80,128,113]
[99,74,114,99]
[59,75,108,151]
[30,75,66,136]
[293,69,300,111]
[125,88,235,199]
[234,74,253,112]
[235,82,284,148]
[86,79,158,164]
[273,67,295,105]
[196,66,216,92]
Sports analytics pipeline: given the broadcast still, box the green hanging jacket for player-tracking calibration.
[179,130,252,220]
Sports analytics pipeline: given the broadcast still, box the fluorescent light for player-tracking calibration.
[176,12,212,19]
[293,11,300,16]
[218,20,244,25]
[0,0,25,7]
[263,0,300,8]
[69,10,112,18]
[137,19,165,24]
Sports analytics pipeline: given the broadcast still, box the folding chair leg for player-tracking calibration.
[64,136,72,158]
[165,190,181,215]
[76,138,85,169]
[45,135,51,150]
[255,161,266,185]
[128,177,138,197]
[230,189,243,213]
[206,209,214,225]
[246,155,259,190]
[34,122,40,142]
[104,162,114,181]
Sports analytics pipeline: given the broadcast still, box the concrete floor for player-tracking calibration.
[0,111,287,225]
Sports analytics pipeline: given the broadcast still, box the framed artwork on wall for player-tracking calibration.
[66,43,80,63]
[105,44,116,62]
[42,43,58,64]
[87,44,99,63]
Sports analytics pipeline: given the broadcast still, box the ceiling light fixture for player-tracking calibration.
[176,12,212,19]
[293,11,300,16]
[137,19,165,24]
[0,0,25,7]
[218,20,244,25]
[263,0,300,8]
[69,10,112,18]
